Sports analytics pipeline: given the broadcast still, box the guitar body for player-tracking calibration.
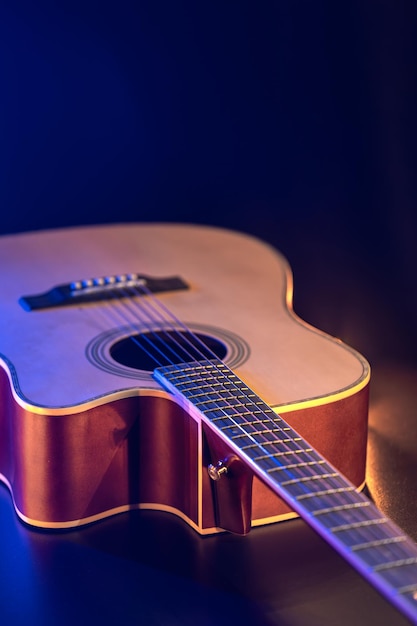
[0,223,369,532]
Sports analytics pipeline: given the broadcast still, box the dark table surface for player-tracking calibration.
[1,359,416,626]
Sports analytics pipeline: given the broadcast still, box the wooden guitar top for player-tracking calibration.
[0,223,368,413]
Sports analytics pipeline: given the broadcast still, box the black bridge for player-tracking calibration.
[19,273,189,311]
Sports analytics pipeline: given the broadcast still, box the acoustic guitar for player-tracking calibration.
[0,223,416,623]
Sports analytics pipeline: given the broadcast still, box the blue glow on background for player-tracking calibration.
[0,0,416,356]
[0,2,372,234]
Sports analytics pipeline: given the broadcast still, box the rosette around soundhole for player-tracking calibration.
[86,323,250,381]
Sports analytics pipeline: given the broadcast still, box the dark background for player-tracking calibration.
[1,2,417,625]
[1,0,417,365]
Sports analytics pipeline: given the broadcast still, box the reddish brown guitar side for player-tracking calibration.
[0,223,369,532]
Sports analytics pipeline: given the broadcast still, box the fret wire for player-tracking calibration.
[330,518,389,533]
[339,526,404,549]
[355,543,417,570]
[214,421,307,448]
[235,432,305,443]
[240,437,304,451]
[296,486,356,501]
[226,439,313,460]
[191,392,245,400]
[377,562,417,590]
[267,459,328,472]
[280,472,340,486]
[313,500,371,517]
[288,488,370,517]
[255,453,322,473]
[211,413,281,424]
[254,448,314,462]
[234,431,282,442]
[374,558,417,572]
[253,450,313,469]
[219,423,308,445]
[335,524,398,552]
[351,536,407,552]
[214,423,280,434]
[192,395,246,404]
[283,474,349,495]
[216,421,280,433]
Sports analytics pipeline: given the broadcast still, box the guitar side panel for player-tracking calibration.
[0,363,368,533]
[0,367,204,529]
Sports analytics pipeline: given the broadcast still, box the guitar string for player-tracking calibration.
[116,293,416,550]
[98,283,368,509]
[97,282,315,466]
[91,284,412,561]
[119,284,215,365]
[119,287,417,579]
[97,283,208,367]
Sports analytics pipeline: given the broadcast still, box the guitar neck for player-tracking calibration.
[154,358,417,625]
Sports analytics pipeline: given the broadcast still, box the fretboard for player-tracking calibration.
[154,359,417,624]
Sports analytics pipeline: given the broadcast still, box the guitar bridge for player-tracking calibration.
[19,273,189,311]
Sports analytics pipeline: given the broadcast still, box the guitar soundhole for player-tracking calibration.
[110,330,227,371]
